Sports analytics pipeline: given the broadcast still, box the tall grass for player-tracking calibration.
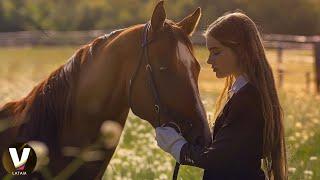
[0,46,319,179]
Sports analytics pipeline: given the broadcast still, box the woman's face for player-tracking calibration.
[206,35,241,78]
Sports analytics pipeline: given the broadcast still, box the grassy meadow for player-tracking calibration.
[0,45,319,180]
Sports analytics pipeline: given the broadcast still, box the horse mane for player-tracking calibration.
[0,29,125,150]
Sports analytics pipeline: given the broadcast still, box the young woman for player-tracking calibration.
[155,12,288,180]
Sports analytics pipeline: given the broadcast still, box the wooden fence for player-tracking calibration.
[262,34,320,93]
[0,30,320,93]
[192,32,320,93]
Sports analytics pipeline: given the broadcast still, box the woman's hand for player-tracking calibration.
[155,126,187,163]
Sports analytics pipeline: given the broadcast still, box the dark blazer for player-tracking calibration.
[180,83,266,180]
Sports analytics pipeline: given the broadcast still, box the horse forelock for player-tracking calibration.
[163,19,194,51]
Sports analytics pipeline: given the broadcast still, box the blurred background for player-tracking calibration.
[0,0,319,179]
[0,0,320,34]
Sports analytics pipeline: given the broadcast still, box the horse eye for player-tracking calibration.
[159,67,168,71]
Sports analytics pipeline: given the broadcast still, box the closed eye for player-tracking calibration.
[209,47,222,56]
[211,50,222,56]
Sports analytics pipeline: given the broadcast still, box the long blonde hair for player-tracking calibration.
[205,11,287,180]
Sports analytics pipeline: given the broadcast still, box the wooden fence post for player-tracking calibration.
[314,42,320,93]
[306,72,310,92]
[277,43,284,88]
[277,43,283,63]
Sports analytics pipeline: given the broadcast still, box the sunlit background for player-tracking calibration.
[0,0,319,179]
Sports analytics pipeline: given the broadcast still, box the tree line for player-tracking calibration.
[0,0,319,35]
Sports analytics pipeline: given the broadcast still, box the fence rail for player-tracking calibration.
[0,30,319,93]
[0,30,112,46]
[0,30,318,48]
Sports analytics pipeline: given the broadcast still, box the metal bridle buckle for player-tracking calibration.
[162,121,182,135]
[146,64,152,72]
[154,105,160,113]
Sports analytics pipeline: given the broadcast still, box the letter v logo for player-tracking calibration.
[8,148,30,171]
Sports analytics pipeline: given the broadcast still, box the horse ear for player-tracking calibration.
[177,7,201,36]
[150,1,166,33]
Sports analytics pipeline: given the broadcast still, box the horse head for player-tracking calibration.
[127,1,211,146]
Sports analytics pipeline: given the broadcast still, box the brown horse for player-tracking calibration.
[0,1,211,179]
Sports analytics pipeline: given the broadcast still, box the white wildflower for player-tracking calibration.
[295,122,302,128]
[100,120,122,148]
[310,156,317,161]
[28,141,49,171]
[159,173,168,180]
[288,167,296,173]
[304,170,313,176]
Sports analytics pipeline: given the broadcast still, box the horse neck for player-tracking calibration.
[69,33,142,140]
[59,28,146,149]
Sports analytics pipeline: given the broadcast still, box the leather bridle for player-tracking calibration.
[127,21,193,180]
[128,22,193,133]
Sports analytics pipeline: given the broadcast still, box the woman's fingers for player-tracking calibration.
[155,126,186,153]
